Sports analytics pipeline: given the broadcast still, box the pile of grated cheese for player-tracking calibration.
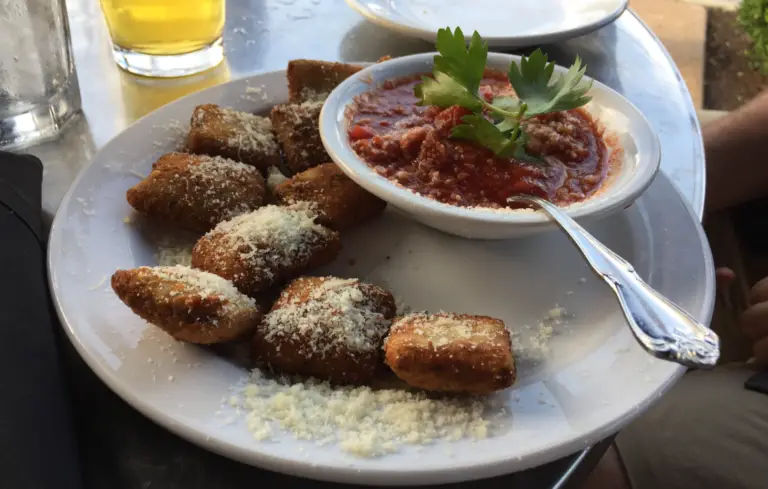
[264,277,390,357]
[231,369,503,457]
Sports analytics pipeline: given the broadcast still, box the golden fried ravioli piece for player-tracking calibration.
[274,162,386,231]
[111,265,261,344]
[384,313,515,395]
[126,152,266,232]
[188,104,280,171]
[191,203,341,296]
[270,101,328,174]
[286,59,362,103]
[253,276,396,383]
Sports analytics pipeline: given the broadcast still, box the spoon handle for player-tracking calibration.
[522,197,719,369]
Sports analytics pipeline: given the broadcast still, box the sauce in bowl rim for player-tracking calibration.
[343,69,623,212]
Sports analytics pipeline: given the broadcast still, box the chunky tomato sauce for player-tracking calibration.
[346,71,613,209]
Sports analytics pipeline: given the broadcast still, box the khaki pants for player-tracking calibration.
[615,365,768,489]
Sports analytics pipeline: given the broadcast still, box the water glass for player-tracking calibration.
[0,0,82,149]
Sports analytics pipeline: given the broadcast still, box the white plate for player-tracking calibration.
[345,0,629,48]
[48,70,714,486]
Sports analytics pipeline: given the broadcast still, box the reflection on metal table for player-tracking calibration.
[34,0,705,488]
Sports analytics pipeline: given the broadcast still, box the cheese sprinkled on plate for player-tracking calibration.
[232,370,505,457]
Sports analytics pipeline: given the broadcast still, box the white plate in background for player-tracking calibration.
[345,0,628,48]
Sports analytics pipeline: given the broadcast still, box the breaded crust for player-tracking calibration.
[384,313,516,395]
[188,104,280,171]
[126,152,266,232]
[253,276,396,383]
[269,101,328,174]
[287,59,362,103]
[274,162,386,231]
[191,203,341,296]
[111,266,262,344]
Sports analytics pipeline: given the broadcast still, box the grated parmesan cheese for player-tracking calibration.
[205,202,330,278]
[148,265,256,311]
[510,305,569,358]
[187,153,259,179]
[172,154,266,222]
[217,107,278,154]
[392,313,498,349]
[232,370,502,457]
[264,277,390,357]
[282,100,324,124]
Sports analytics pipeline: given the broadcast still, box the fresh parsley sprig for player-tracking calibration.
[414,27,593,159]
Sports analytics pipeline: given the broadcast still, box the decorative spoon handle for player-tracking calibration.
[510,196,719,369]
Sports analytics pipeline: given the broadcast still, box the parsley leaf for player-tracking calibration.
[451,114,524,158]
[432,27,488,94]
[413,27,592,162]
[507,49,593,116]
[414,72,482,112]
[490,95,522,114]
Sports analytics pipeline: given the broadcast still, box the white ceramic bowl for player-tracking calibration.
[319,52,661,239]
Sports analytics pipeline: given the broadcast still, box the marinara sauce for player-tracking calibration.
[346,70,614,209]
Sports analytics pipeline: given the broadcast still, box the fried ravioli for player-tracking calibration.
[111,266,261,344]
[269,101,328,174]
[191,203,341,296]
[188,104,280,171]
[286,59,362,103]
[253,276,396,383]
[384,313,515,395]
[274,162,386,230]
[126,152,266,232]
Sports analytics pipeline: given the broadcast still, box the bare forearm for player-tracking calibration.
[705,90,768,212]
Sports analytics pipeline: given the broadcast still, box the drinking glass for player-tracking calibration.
[0,0,82,149]
[99,0,226,78]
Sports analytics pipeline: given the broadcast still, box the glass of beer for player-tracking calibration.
[99,0,225,78]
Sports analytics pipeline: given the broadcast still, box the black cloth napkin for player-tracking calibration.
[0,151,83,489]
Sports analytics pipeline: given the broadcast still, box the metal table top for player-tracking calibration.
[32,0,705,487]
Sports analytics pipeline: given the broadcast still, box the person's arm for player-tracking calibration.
[705,90,768,212]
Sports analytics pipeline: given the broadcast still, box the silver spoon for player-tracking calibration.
[508,195,720,369]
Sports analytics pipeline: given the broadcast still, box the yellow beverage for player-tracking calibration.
[100,0,225,55]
